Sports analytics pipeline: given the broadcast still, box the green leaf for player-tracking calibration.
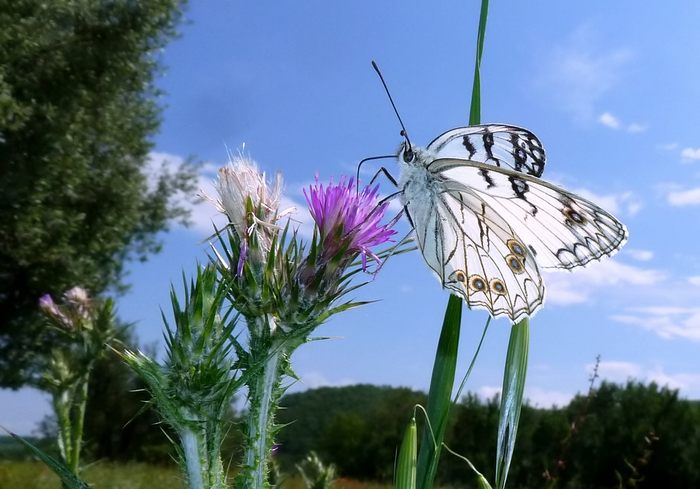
[4,430,91,488]
[495,318,530,489]
[394,416,417,489]
[469,0,490,126]
[416,294,462,489]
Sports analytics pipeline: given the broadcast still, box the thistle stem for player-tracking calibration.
[247,348,282,488]
[181,427,206,489]
[68,376,89,474]
[52,390,72,467]
[240,315,287,489]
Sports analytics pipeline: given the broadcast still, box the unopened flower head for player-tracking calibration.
[215,156,285,274]
[39,294,72,329]
[38,287,93,330]
[305,177,397,271]
[63,286,92,321]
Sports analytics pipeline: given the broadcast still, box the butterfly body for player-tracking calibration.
[395,125,627,323]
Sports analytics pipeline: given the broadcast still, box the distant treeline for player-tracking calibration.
[3,379,699,488]
[276,382,700,488]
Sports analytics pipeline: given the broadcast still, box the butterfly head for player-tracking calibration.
[397,141,432,167]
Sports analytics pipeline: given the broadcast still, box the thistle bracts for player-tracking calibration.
[120,266,237,489]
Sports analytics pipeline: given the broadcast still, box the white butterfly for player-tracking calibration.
[395,124,628,322]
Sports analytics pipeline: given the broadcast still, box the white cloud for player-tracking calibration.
[569,187,642,217]
[588,361,700,394]
[477,385,501,401]
[538,26,632,120]
[626,123,647,134]
[646,370,700,391]
[298,371,357,389]
[590,360,643,381]
[598,112,621,129]
[626,249,654,262]
[598,112,646,134]
[681,147,700,162]
[667,187,700,206]
[146,152,225,236]
[543,259,666,306]
[525,387,574,408]
[478,385,573,407]
[610,306,700,342]
[688,276,700,286]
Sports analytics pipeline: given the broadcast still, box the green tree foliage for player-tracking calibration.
[275,382,700,488]
[277,385,426,480]
[0,0,196,387]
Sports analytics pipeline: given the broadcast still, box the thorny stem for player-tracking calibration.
[181,427,205,489]
[69,377,89,474]
[52,390,72,468]
[51,372,91,488]
[241,316,286,489]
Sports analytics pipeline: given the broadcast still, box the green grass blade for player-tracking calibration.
[494,318,530,489]
[454,317,491,403]
[4,430,92,488]
[416,294,462,489]
[469,0,490,126]
[395,416,418,489]
[414,1,492,487]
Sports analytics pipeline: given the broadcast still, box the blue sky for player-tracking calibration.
[4,0,700,435]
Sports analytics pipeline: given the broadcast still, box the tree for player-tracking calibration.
[0,0,196,387]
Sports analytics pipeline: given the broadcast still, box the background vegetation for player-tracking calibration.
[6,381,696,488]
[0,0,195,389]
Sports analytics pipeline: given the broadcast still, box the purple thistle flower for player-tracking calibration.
[304,177,397,271]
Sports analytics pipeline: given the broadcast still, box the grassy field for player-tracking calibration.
[0,462,391,489]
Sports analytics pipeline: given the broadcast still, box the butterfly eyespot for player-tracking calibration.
[563,207,586,225]
[507,239,526,257]
[505,254,525,274]
[454,271,467,283]
[468,275,487,292]
[490,279,507,296]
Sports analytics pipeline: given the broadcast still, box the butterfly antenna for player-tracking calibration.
[372,60,412,151]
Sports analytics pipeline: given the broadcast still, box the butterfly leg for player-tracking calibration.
[375,189,415,229]
[369,167,398,187]
[355,154,396,194]
[403,206,415,228]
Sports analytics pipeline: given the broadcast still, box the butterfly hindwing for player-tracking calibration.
[427,124,546,177]
[406,179,545,322]
[429,158,628,270]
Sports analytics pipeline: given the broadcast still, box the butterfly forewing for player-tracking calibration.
[430,159,628,270]
[427,124,546,177]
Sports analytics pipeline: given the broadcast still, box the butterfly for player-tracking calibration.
[395,124,628,322]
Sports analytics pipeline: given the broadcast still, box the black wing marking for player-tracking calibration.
[427,124,546,177]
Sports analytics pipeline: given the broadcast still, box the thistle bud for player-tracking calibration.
[215,156,284,274]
